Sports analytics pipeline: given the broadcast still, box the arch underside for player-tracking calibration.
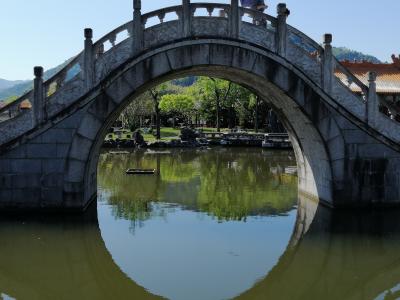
[67,40,335,210]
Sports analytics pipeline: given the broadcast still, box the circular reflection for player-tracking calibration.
[97,148,298,300]
[0,158,400,299]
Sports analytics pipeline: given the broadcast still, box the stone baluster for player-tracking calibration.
[84,28,94,90]
[158,12,166,23]
[133,0,144,54]
[276,3,289,57]
[109,33,117,46]
[33,66,45,126]
[230,0,239,38]
[182,0,191,37]
[322,34,333,94]
[206,6,214,16]
[367,71,378,126]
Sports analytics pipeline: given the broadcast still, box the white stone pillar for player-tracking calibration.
[367,71,378,126]
[182,0,191,37]
[230,0,239,38]
[276,3,288,57]
[33,66,44,126]
[84,28,94,90]
[133,0,144,54]
[322,33,333,94]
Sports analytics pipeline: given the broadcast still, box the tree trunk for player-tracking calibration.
[150,89,161,140]
[216,97,220,132]
[155,107,161,140]
[255,96,259,133]
[229,106,234,129]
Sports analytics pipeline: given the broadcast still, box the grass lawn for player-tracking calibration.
[200,127,228,133]
[141,127,181,142]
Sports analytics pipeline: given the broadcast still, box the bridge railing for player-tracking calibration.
[0,90,34,121]
[1,0,399,145]
[287,25,322,57]
[44,55,83,98]
[0,58,84,129]
[93,21,133,58]
[191,3,230,17]
[240,7,277,29]
[142,6,182,28]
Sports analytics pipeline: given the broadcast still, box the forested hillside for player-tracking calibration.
[0,58,74,102]
[333,47,381,63]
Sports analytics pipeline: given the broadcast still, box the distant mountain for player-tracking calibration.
[333,47,381,63]
[0,79,28,92]
[172,76,197,87]
[0,58,74,102]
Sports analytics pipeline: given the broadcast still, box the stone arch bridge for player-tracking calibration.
[1,0,400,211]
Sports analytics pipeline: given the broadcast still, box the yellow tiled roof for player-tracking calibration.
[335,57,400,94]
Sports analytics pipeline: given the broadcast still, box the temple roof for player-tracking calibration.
[335,55,400,95]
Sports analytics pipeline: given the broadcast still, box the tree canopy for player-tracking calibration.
[118,76,275,132]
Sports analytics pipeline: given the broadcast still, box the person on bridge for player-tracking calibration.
[240,0,267,13]
[240,0,268,26]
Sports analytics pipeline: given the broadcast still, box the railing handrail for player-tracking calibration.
[0,55,83,115]
[142,5,183,23]
[190,2,231,10]
[43,54,83,90]
[0,90,33,115]
[240,6,277,25]
[334,58,369,96]
[93,20,133,50]
[287,24,323,53]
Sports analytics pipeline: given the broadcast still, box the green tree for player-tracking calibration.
[149,82,182,139]
[118,93,153,130]
[119,82,182,136]
[159,94,196,125]
[192,77,255,130]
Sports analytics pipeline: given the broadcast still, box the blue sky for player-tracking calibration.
[1,0,399,80]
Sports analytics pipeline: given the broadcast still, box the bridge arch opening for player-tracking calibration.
[94,73,308,298]
[93,71,326,298]
[63,41,336,210]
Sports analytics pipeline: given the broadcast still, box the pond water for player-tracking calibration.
[98,148,298,300]
[1,148,400,300]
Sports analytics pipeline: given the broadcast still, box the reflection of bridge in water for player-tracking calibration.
[0,205,159,299]
[1,200,400,300]
[1,1,400,210]
[238,196,400,300]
